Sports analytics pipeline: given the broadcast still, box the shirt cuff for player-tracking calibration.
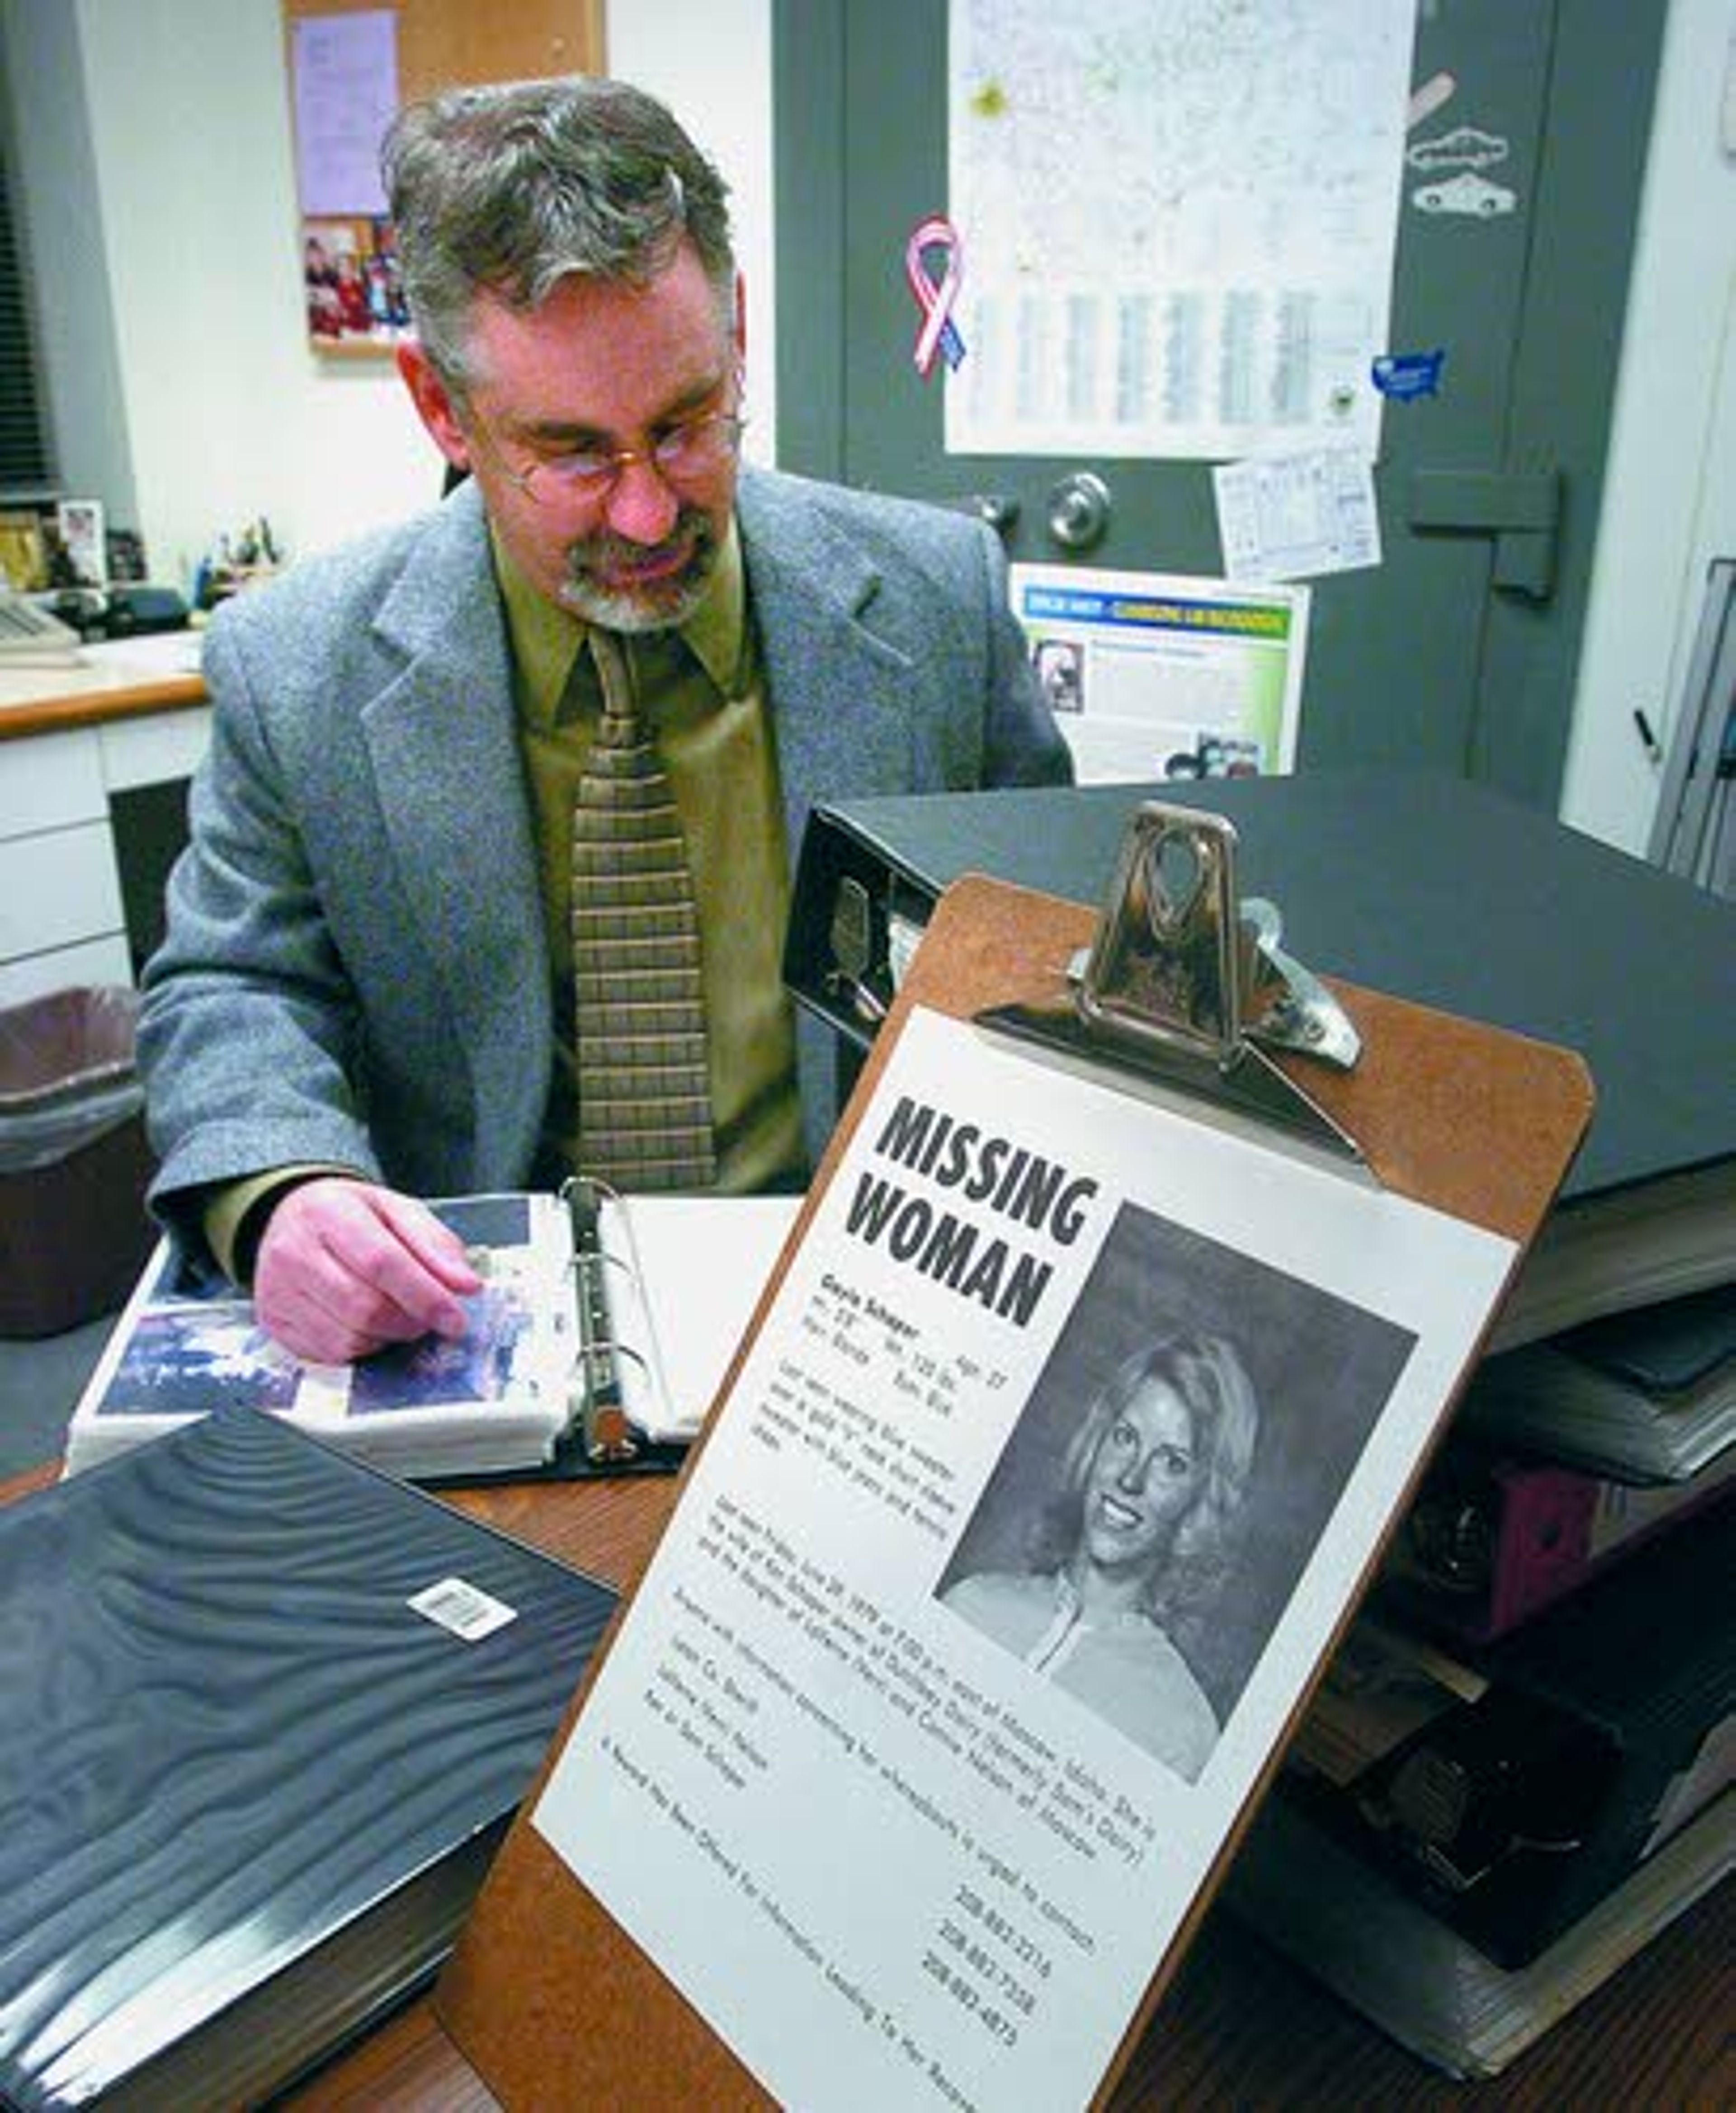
[203,1165,362,1285]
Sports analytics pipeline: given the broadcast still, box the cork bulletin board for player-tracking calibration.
[284,0,606,355]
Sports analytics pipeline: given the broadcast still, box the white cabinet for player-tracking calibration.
[4,725,108,831]
[100,707,212,792]
[0,934,132,1008]
[0,820,125,959]
[0,703,210,1006]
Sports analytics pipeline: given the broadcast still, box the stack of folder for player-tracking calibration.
[1463,1280,1736,1481]
[783,767,1736,2075]
[1309,1250,1733,2074]
[786,770,1736,1338]
[1253,1493,1733,2075]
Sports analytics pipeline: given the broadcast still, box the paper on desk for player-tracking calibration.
[604,1194,802,1443]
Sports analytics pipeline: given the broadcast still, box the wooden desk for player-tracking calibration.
[231,1470,1724,2112]
[4,1459,1722,2107]
[0,638,204,741]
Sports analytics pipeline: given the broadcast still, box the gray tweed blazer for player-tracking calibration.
[138,466,1070,1238]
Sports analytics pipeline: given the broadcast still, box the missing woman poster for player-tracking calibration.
[531,1007,1516,2110]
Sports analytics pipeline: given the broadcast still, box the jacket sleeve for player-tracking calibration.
[137,601,382,1255]
[972,515,1076,789]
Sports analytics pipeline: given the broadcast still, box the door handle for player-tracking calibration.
[1408,467,1562,600]
[1046,471,1113,552]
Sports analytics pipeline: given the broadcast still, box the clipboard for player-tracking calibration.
[434,812,1594,2111]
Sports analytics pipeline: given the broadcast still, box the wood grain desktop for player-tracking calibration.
[1,1456,1726,2110]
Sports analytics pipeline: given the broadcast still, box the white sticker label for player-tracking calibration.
[408,1575,518,1641]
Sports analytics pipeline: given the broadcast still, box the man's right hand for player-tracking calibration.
[252,1178,483,1364]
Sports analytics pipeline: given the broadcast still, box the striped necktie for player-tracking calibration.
[569,628,717,1189]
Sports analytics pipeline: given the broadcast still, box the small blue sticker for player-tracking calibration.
[1372,349,1445,401]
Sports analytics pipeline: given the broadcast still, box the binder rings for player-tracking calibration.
[434,867,1592,2111]
[1382,1440,1736,1641]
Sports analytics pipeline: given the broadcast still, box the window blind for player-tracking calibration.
[0,123,56,498]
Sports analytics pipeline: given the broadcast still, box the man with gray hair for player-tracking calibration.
[140,75,1069,1366]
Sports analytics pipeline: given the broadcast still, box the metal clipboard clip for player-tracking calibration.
[976,801,1365,1162]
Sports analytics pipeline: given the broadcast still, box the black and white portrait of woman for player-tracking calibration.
[943,1329,1259,1779]
[938,1201,1417,1782]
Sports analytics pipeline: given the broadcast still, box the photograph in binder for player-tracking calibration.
[63,1194,574,1481]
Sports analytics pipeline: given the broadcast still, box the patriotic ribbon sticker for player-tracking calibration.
[905,215,966,377]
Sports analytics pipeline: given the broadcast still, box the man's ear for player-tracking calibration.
[397,342,471,470]
[732,273,747,368]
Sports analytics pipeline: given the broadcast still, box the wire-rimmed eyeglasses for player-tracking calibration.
[475,407,747,509]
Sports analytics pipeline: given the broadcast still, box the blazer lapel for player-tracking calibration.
[359,493,551,1172]
[737,471,918,863]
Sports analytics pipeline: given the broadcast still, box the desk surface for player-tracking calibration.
[5,1459,1725,2108]
[0,636,205,741]
[289,1472,1728,2111]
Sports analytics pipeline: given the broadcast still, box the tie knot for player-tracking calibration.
[588,627,640,731]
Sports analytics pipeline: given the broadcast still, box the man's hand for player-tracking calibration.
[253,1178,483,1364]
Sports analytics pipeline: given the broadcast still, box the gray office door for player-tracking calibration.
[774,0,1665,806]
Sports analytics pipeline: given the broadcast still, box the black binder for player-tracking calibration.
[0,1410,618,2111]
[1289,1495,1736,1968]
[786,768,1736,1212]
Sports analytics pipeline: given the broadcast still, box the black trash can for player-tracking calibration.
[0,987,156,1338]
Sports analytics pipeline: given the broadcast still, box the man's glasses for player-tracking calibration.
[478,407,747,509]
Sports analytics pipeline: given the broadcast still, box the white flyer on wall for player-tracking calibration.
[1010,564,1309,783]
[946,0,1417,459]
[533,1007,1514,2111]
[1213,445,1383,583]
